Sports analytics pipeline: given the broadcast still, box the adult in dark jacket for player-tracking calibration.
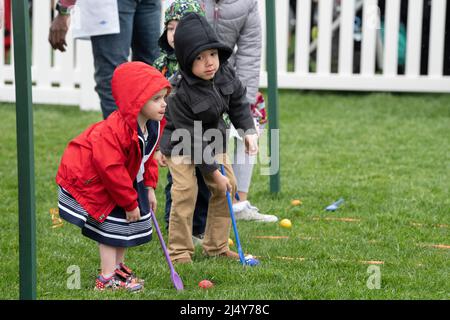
[159,13,258,264]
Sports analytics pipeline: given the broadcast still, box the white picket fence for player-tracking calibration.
[260,0,450,92]
[0,0,449,111]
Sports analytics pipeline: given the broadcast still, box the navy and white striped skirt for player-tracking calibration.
[58,186,152,247]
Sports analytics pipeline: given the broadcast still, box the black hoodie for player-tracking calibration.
[174,12,232,78]
[160,13,256,174]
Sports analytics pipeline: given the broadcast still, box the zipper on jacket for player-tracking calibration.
[211,79,224,115]
[213,2,219,31]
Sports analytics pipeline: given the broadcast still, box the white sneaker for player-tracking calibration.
[233,201,278,223]
[192,233,204,246]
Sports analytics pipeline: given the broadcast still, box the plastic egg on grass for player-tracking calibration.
[228,238,234,246]
[198,280,214,289]
[291,199,302,206]
[280,218,292,228]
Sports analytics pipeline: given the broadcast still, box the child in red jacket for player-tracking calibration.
[56,62,170,292]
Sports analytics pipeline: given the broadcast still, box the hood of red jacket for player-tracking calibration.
[111,62,171,130]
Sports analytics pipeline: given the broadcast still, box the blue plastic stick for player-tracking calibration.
[220,165,246,265]
[325,198,345,211]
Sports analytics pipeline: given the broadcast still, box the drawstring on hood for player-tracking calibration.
[174,12,232,79]
[111,62,171,131]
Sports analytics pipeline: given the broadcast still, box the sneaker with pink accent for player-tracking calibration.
[116,263,145,285]
[94,274,143,292]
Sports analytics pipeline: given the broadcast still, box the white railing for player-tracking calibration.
[0,0,100,109]
[0,0,449,111]
[257,0,450,92]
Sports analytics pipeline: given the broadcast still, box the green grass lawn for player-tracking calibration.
[1,91,449,300]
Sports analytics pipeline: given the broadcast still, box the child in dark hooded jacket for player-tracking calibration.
[159,13,258,264]
[153,0,210,243]
[56,62,170,291]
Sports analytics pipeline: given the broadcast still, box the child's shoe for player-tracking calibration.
[192,233,205,246]
[218,250,240,260]
[172,257,193,264]
[233,201,278,223]
[116,263,145,285]
[94,274,143,292]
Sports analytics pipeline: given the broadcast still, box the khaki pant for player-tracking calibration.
[166,154,237,262]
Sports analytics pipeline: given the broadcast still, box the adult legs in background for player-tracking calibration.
[131,0,161,64]
[91,0,135,119]
[91,0,161,119]
[231,137,278,222]
[232,137,255,201]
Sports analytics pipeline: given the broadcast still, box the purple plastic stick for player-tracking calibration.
[150,209,184,291]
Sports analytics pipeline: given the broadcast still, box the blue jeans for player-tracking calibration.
[91,0,161,119]
[164,170,209,236]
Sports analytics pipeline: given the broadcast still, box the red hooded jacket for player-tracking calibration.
[56,62,170,222]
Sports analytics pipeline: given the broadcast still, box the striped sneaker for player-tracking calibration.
[116,263,145,285]
[95,274,142,292]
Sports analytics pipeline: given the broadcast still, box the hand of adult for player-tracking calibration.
[49,14,71,52]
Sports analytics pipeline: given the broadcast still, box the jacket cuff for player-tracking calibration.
[144,183,157,190]
[124,201,139,212]
[237,116,257,136]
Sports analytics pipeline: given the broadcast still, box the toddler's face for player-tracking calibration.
[166,20,178,49]
[140,88,168,121]
[192,49,220,80]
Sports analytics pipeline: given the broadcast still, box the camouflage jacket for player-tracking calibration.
[153,51,179,80]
